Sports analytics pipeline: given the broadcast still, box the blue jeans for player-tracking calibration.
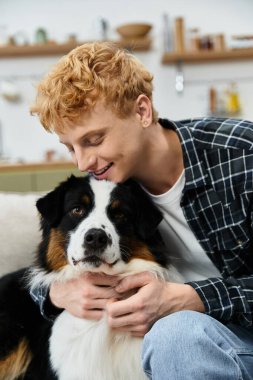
[142,311,253,379]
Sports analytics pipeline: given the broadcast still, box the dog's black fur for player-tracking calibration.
[0,269,55,380]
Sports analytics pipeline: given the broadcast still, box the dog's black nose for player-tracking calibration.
[84,228,108,250]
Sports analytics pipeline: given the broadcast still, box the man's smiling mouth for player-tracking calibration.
[91,163,113,176]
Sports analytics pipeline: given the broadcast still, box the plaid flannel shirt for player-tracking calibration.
[160,117,253,327]
[31,116,253,327]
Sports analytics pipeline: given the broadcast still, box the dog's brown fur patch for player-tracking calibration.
[82,195,91,205]
[111,200,120,209]
[126,240,156,262]
[47,228,68,271]
[0,338,32,380]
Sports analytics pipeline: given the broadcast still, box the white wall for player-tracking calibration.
[0,0,253,162]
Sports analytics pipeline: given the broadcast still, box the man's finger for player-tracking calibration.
[110,323,149,337]
[116,271,154,293]
[106,292,141,317]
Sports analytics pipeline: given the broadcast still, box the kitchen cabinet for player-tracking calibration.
[0,161,81,192]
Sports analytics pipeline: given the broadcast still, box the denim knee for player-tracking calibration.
[143,310,208,357]
[141,311,246,380]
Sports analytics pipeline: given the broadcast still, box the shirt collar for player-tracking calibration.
[159,118,210,190]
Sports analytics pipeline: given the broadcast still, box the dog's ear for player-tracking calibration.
[36,187,65,226]
[126,180,163,240]
[36,175,76,226]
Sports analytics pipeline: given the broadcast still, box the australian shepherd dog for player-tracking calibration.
[0,175,181,380]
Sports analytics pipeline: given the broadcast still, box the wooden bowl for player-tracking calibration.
[116,23,152,38]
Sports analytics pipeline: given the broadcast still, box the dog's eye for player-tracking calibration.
[70,207,85,217]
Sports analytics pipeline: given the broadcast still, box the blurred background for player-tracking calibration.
[0,0,253,172]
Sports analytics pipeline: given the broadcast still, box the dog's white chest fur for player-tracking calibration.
[49,261,182,380]
[50,312,146,380]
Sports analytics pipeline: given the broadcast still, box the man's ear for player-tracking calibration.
[126,180,163,240]
[135,94,152,127]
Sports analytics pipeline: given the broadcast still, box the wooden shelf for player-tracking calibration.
[0,38,151,58]
[118,36,152,51]
[162,48,253,64]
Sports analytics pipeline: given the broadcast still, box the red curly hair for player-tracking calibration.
[30,42,158,132]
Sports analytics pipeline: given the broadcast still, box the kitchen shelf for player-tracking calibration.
[0,37,151,58]
[118,36,152,51]
[162,48,253,64]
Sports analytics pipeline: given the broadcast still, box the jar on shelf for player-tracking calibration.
[213,34,225,51]
[200,35,213,50]
[0,25,7,46]
[188,28,200,51]
[35,28,48,44]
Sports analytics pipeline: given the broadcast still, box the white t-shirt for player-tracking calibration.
[144,171,221,282]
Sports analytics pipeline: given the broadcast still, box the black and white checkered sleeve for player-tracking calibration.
[187,275,253,327]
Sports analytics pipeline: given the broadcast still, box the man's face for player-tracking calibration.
[57,101,147,184]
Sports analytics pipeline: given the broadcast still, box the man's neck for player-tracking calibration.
[134,125,184,195]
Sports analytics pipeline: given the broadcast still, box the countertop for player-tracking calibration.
[0,161,77,173]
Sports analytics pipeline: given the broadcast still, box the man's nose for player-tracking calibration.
[74,149,97,172]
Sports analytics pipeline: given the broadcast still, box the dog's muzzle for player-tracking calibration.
[72,228,116,268]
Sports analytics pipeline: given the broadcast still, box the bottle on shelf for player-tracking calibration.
[174,17,185,52]
[163,13,173,52]
[225,82,241,115]
[209,86,217,115]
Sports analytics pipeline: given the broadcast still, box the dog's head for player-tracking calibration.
[36,175,168,277]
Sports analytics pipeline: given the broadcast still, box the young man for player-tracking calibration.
[30,42,253,379]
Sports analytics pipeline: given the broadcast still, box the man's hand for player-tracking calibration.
[49,272,120,319]
[106,271,205,337]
